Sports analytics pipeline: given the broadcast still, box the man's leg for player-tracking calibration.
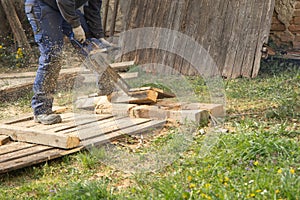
[28,1,64,124]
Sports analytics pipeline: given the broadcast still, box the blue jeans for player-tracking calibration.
[25,0,89,115]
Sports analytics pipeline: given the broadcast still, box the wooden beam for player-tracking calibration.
[109,61,135,71]
[111,89,158,104]
[168,110,209,124]
[181,103,225,117]
[0,124,80,149]
[130,105,168,119]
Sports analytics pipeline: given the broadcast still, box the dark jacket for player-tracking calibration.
[42,0,103,38]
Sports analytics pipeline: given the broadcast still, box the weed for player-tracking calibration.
[52,180,116,200]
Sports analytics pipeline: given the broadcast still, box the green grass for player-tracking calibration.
[0,59,299,199]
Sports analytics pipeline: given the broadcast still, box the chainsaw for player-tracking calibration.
[69,36,131,96]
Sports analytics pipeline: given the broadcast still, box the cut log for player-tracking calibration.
[0,135,10,146]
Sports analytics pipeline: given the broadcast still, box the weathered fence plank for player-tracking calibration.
[120,0,275,78]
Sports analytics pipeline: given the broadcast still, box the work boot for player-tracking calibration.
[34,114,62,125]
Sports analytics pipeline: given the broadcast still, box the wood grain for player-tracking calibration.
[122,0,276,78]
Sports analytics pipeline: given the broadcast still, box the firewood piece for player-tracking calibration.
[109,61,135,71]
[129,87,175,99]
[168,110,209,124]
[181,103,225,117]
[130,105,168,119]
[95,103,137,116]
[112,90,158,104]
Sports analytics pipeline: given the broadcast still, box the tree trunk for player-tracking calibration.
[0,0,31,51]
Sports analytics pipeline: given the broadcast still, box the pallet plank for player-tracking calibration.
[56,116,124,135]
[0,124,80,149]
[82,120,166,147]
[78,117,151,140]
[32,114,112,133]
[0,145,53,163]
[0,142,36,155]
[0,146,82,174]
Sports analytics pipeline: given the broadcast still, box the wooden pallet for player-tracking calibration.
[0,111,165,174]
[0,141,83,174]
[0,112,165,149]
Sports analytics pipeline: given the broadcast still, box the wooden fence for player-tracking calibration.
[113,0,275,78]
[1,0,275,78]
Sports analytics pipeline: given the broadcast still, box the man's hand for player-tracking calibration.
[72,25,86,43]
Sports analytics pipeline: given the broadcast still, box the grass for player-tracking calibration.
[0,59,299,199]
